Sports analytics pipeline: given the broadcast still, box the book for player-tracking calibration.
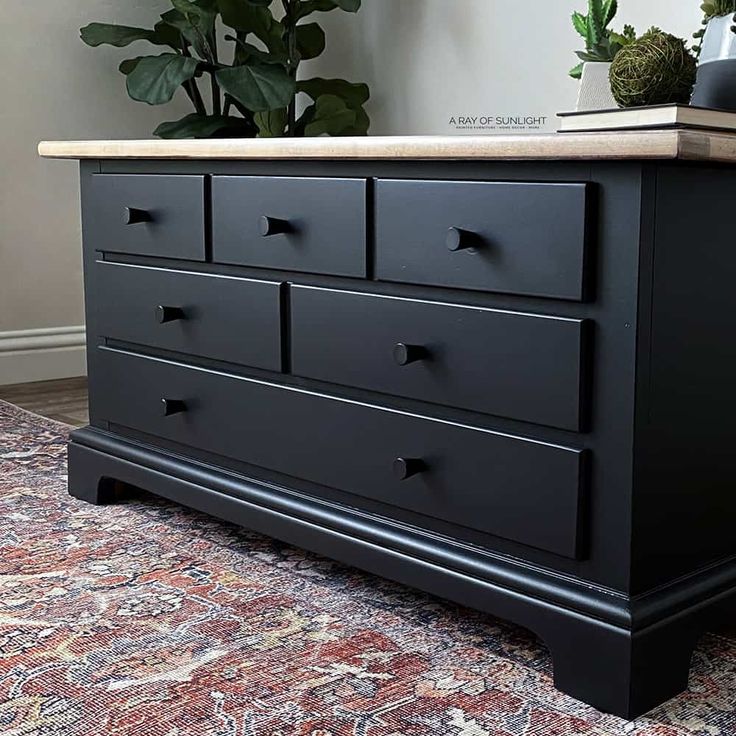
[557,104,736,134]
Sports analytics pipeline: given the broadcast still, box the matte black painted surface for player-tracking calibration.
[91,348,586,559]
[212,176,367,276]
[375,179,591,300]
[95,261,283,371]
[67,156,736,718]
[67,428,736,720]
[633,165,736,592]
[85,174,206,261]
[290,286,588,431]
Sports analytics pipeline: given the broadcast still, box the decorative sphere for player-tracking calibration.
[609,30,697,108]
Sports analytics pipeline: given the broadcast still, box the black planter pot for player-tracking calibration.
[692,59,736,111]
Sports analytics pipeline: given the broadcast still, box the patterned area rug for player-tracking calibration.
[1,400,735,736]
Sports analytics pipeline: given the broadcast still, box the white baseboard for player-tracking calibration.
[0,326,87,386]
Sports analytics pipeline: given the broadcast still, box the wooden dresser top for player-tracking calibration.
[38,130,736,163]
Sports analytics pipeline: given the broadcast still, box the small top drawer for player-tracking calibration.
[94,262,283,372]
[375,179,591,300]
[84,174,206,261]
[212,176,367,277]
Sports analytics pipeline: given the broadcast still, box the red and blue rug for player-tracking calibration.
[1,399,735,735]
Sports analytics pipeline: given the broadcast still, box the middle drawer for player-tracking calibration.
[95,261,283,372]
[291,287,589,431]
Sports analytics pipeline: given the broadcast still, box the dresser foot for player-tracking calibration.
[67,441,120,505]
[548,620,698,719]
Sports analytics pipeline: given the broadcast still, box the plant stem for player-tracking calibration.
[283,0,299,136]
[210,33,222,116]
[181,38,207,115]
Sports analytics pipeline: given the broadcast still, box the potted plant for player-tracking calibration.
[692,1,736,109]
[80,0,370,138]
[570,0,636,110]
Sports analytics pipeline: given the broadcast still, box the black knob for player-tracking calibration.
[393,457,427,480]
[259,215,291,237]
[155,305,185,324]
[446,227,479,252]
[161,399,187,417]
[124,207,152,225]
[393,343,429,366]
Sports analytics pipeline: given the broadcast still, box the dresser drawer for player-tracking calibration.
[291,287,588,431]
[95,262,283,372]
[93,350,586,558]
[85,174,206,261]
[212,176,367,277]
[375,179,591,300]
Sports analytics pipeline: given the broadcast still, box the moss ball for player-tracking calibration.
[609,30,697,108]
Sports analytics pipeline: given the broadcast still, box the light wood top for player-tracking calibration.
[37,130,736,163]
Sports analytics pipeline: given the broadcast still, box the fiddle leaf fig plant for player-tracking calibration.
[569,0,636,79]
[80,0,370,139]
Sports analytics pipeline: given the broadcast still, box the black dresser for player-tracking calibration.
[40,133,736,718]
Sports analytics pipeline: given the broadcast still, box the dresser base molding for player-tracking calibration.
[67,427,736,719]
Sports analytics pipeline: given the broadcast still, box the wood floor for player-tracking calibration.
[0,377,89,428]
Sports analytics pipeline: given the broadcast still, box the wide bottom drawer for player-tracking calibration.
[92,349,587,559]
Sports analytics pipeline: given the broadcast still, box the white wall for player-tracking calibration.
[0,0,188,383]
[1,0,703,383]
[306,0,703,136]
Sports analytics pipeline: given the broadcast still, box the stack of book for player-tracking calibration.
[557,104,736,133]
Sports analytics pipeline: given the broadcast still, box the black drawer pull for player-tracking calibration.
[124,207,153,225]
[393,457,427,480]
[155,305,186,324]
[259,215,292,237]
[446,226,480,252]
[393,343,429,366]
[161,398,187,417]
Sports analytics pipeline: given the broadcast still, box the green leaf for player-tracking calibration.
[154,113,254,138]
[172,0,217,33]
[218,0,286,54]
[297,77,369,107]
[119,57,142,75]
[160,9,204,55]
[339,104,369,135]
[586,5,603,46]
[80,23,158,48]
[304,94,356,136]
[216,63,295,112]
[225,34,286,64]
[569,62,584,79]
[254,108,287,137]
[334,0,361,10]
[602,0,617,26]
[296,0,339,19]
[295,23,326,60]
[126,53,199,105]
[152,19,185,48]
[571,12,587,38]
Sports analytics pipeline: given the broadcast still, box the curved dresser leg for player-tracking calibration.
[546,618,698,719]
[67,442,119,505]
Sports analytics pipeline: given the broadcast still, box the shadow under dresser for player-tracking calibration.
[39,132,736,719]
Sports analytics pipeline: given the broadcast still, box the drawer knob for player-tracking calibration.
[124,207,152,225]
[155,305,186,324]
[446,227,479,252]
[393,343,429,366]
[161,398,187,417]
[259,215,292,237]
[393,457,427,480]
